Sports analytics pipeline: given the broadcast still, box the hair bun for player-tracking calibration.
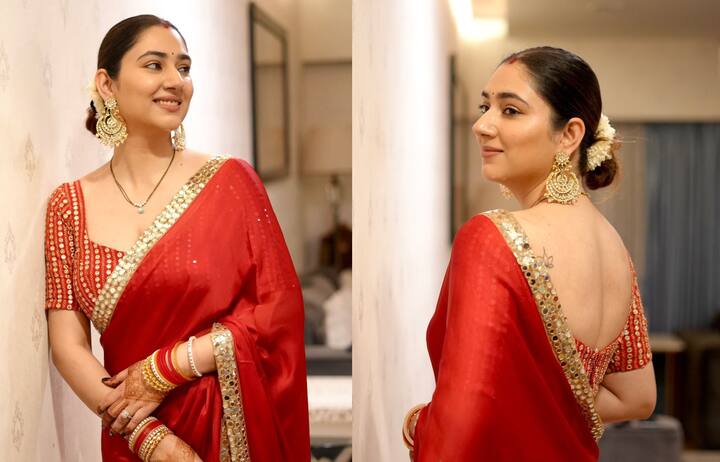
[85,102,98,135]
[583,139,620,190]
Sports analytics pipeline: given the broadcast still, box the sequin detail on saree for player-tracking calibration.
[484,209,605,441]
[212,323,251,462]
[91,156,229,333]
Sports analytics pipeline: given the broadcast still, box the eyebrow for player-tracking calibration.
[481,90,529,106]
[136,50,192,63]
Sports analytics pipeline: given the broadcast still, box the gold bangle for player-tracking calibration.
[139,425,172,461]
[402,404,426,450]
[142,353,175,393]
[127,416,157,452]
[149,351,176,392]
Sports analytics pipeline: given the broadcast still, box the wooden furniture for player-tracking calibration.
[650,332,686,416]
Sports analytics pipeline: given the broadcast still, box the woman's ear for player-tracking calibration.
[94,69,115,101]
[559,117,586,158]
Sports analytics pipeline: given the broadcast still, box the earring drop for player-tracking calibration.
[544,151,582,204]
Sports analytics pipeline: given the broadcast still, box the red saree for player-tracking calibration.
[45,157,309,461]
[412,210,606,461]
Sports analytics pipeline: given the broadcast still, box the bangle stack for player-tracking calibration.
[128,417,173,461]
[142,344,196,394]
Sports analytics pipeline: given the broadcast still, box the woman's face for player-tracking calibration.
[103,25,193,136]
[472,62,562,191]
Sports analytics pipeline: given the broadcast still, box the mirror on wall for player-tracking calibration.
[249,3,290,181]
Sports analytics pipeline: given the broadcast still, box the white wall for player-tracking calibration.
[353,0,455,460]
[457,36,720,122]
[0,0,301,459]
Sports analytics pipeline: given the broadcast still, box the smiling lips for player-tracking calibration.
[482,146,503,158]
[153,97,182,112]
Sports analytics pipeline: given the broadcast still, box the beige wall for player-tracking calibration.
[457,36,720,122]
[299,62,352,270]
[0,0,302,459]
[298,0,352,271]
[299,0,352,62]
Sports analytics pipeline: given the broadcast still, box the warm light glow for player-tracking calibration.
[449,0,508,42]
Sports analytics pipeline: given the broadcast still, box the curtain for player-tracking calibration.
[644,123,720,331]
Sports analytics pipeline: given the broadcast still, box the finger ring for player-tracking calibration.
[120,410,132,421]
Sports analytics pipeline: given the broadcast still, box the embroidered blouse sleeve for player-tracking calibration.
[44,185,77,311]
[607,265,652,373]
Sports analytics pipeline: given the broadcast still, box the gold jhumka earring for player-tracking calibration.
[96,97,128,147]
[172,123,186,151]
[543,151,582,205]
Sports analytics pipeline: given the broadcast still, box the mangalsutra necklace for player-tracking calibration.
[110,149,176,214]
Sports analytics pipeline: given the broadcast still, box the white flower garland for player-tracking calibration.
[87,79,106,116]
[586,114,616,171]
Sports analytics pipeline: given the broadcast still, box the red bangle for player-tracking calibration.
[155,346,188,386]
[132,419,162,454]
[171,342,194,381]
[163,346,189,384]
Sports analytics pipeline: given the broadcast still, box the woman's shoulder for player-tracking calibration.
[219,155,266,190]
[220,155,254,174]
[46,181,75,212]
[458,209,510,238]
[453,210,510,256]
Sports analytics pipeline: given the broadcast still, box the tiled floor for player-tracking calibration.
[684,450,720,462]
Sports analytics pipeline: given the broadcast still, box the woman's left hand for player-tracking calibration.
[98,360,167,436]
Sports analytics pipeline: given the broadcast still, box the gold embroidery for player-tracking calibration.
[211,323,251,462]
[220,419,231,462]
[91,156,229,333]
[483,209,605,441]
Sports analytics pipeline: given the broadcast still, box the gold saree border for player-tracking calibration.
[483,210,605,441]
[91,156,229,333]
[211,322,251,462]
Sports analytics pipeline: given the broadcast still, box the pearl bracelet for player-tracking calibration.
[187,336,202,378]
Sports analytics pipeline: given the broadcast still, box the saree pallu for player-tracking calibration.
[413,211,601,461]
[95,157,309,461]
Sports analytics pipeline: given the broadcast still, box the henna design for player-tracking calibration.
[124,361,166,403]
[150,435,198,462]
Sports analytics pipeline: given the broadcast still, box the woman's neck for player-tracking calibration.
[514,180,547,209]
[110,134,177,188]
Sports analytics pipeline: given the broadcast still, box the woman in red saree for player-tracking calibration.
[403,47,656,461]
[45,15,309,461]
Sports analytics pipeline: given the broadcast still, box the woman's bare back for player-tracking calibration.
[512,197,634,351]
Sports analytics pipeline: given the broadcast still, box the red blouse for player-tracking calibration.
[44,181,125,318]
[574,260,652,392]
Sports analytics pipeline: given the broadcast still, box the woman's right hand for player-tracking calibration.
[149,434,202,462]
[99,361,165,436]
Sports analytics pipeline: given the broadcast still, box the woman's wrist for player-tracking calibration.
[142,343,198,395]
[138,423,172,461]
[175,334,218,376]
